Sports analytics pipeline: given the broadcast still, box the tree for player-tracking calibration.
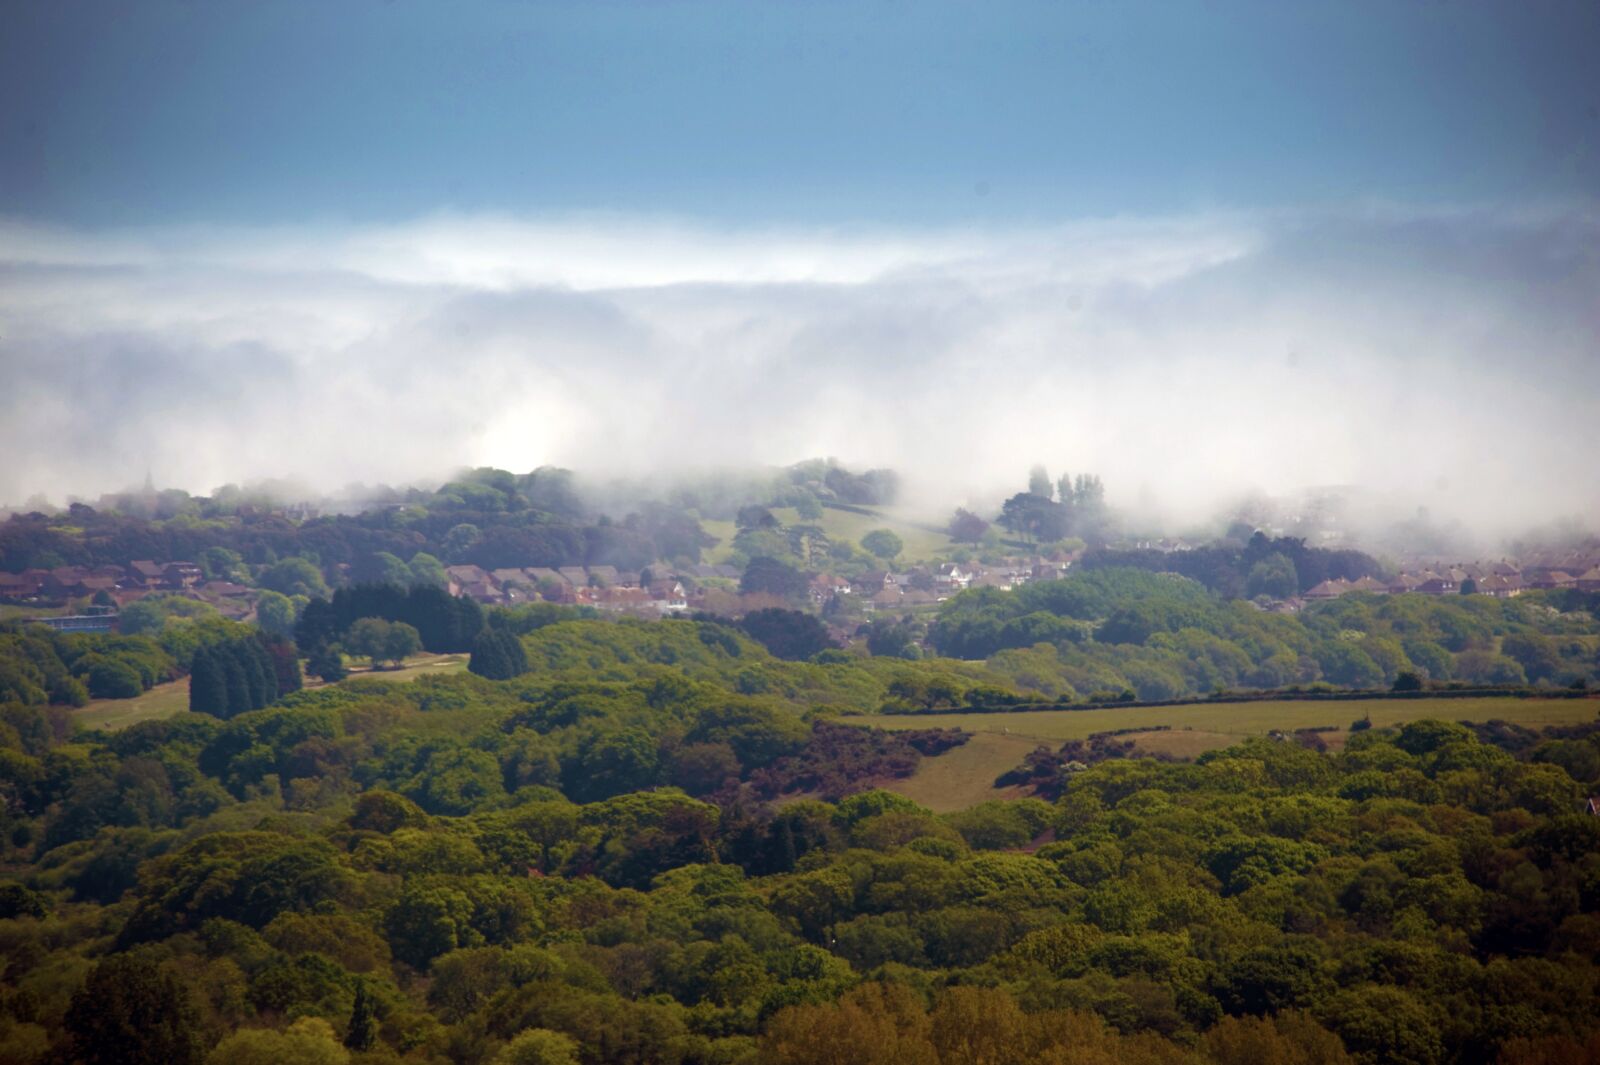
[344,983,377,1051]
[208,1017,349,1065]
[741,608,833,661]
[741,556,809,599]
[1247,553,1300,599]
[189,647,229,715]
[255,590,297,639]
[861,529,904,561]
[84,656,144,699]
[260,557,328,599]
[1459,577,1478,595]
[1028,465,1054,500]
[947,509,989,545]
[493,1028,581,1065]
[308,646,347,683]
[409,552,448,589]
[470,628,528,680]
[65,953,203,1065]
[736,505,779,531]
[118,599,168,637]
[346,618,415,669]
[382,621,422,666]
[998,492,1067,543]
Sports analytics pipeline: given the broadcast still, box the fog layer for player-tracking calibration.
[1,205,1596,531]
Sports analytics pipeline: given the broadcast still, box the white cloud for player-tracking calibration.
[0,206,1596,538]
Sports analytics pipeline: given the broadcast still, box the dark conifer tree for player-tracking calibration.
[469,627,512,679]
[187,647,228,717]
[220,649,251,717]
[345,982,377,1051]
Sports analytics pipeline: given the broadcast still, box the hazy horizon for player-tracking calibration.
[3,1,1597,542]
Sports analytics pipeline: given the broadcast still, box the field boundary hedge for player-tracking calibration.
[874,686,1600,718]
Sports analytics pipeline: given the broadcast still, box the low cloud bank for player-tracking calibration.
[1,205,1595,538]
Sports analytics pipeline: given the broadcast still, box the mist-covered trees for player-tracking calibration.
[947,508,990,545]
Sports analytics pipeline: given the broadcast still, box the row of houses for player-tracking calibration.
[819,558,1074,611]
[443,564,692,614]
[0,560,207,603]
[0,561,257,624]
[1301,559,1600,602]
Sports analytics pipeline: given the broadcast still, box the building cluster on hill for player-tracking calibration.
[435,551,1082,618]
[1299,555,1600,604]
[443,564,695,614]
[0,560,255,619]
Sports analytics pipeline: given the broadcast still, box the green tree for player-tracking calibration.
[861,529,904,561]
[493,1028,581,1065]
[260,557,328,598]
[65,953,203,1065]
[208,1017,349,1065]
[255,590,297,638]
[409,552,448,589]
[1246,553,1300,599]
[344,982,378,1051]
[948,508,990,545]
[382,621,422,666]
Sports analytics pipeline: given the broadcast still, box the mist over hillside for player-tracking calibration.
[3,206,1597,543]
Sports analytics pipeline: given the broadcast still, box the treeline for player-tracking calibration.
[928,567,1600,700]
[296,584,485,658]
[1081,530,1385,599]
[188,633,301,718]
[0,459,905,581]
[2,636,1599,1064]
[0,624,176,705]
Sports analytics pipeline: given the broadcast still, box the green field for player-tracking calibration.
[336,653,469,684]
[704,505,958,564]
[75,678,193,731]
[71,653,470,732]
[861,696,1600,812]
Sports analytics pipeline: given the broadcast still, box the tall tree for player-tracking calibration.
[65,953,204,1065]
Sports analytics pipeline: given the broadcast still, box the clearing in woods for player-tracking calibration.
[73,653,470,731]
[861,696,1600,812]
[703,505,958,564]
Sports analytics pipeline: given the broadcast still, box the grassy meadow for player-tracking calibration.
[72,652,470,732]
[863,696,1600,811]
[704,504,959,564]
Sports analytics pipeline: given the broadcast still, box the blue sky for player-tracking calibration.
[4,0,1597,225]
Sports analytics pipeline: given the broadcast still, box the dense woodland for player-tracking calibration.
[1,606,1600,1064]
[4,472,1600,1064]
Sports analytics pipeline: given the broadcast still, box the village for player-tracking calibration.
[3,541,1598,636]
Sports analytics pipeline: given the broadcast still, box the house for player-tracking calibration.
[1578,567,1600,593]
[492,568,537,590]
[934,563,972,590]
[1303,579,1350,600]
[587,565,621,588]
[1412,571,1456,595]
[558,566,590,588]
[1348,576,1388,593]
[856,571,898,595]
[648,579,689,613]
[161,562,204,588]
[1587,797,1600,817]
[1527,571,1576,591]
[128,560,166,586]
[0,572,44,599]
[1478,574,1522,598]
[1388,574,1422,594]
[446,565,495,597]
